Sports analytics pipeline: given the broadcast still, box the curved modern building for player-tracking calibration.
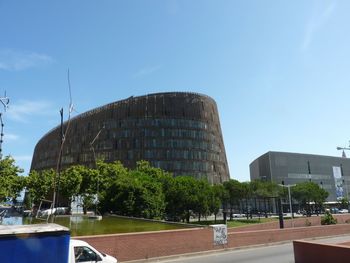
[31,92,230,184]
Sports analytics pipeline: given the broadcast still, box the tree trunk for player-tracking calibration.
[246,199,249,219]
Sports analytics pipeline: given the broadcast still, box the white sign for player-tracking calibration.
[333,166,344,200]
[211,224,227,245]
[333,166,342,179]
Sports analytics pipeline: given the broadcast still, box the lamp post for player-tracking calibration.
[0,93,9,160]
[336,144,350,157]
[279,182,296,227]
[336,146,350,208]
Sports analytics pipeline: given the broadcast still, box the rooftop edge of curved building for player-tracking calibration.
[37,91,217,144]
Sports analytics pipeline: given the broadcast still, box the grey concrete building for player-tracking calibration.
[31,92,230,184]
[250,151,350,202]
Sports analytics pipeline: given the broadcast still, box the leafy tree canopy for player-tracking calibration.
[0,156,25,202]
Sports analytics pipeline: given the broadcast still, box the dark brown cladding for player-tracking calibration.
[31,92,230,184]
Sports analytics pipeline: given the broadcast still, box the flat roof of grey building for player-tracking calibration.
[251,151,350,164]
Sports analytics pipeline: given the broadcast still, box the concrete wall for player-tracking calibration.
[294,240,350,263]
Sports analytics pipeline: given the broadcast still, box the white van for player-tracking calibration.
[69,239,117,263]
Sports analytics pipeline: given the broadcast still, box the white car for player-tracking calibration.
[339,209,349,214]
[39,207,68,217]
[232,213,245,218]
[69,239,117,263]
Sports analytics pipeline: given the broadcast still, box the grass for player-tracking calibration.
[194,217,278,228]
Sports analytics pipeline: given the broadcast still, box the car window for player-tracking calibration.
[74,246,102,262]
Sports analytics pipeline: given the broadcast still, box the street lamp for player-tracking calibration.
[0,92,9,160]
[279,182,296,227]
[337,142,350,158]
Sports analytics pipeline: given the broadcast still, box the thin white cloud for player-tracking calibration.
[0,49,54,71]
[7,100,55,123]
[133,65,162,78]
[4,133,19,141]
[301,1,336,51]
[12,155,32,162]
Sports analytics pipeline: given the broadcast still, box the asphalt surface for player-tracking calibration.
[150,235,350,263]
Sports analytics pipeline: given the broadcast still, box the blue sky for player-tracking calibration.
[1,0,350,182]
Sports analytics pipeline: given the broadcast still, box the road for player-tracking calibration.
[151,235,350,263]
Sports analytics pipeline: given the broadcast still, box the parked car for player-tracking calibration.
[232,213,245,218]
[330,208,339,214]
[339,209,349,214]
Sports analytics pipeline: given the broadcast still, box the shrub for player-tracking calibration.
[321,211,337,225]
[305,219,312,226]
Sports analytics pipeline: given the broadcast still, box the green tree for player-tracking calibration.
[241,181,253,219]
[192,179,212,222]
[339,197,349,209]
[26,169,55,206]
[250,180,280,217]
[0,156,24,202]
[59,165,83,209]
[292,182,328,216]
[163,176,182,221]
[97,160,128,192]
[209,184,225,223]
[97,160,128,214]
[9,176,27,204]
[136,160,173,186]
[75,165,100,214]
[165,176,201,222]
[130,170,166,219]
[100,169,165,219]
[223,179,243,220]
